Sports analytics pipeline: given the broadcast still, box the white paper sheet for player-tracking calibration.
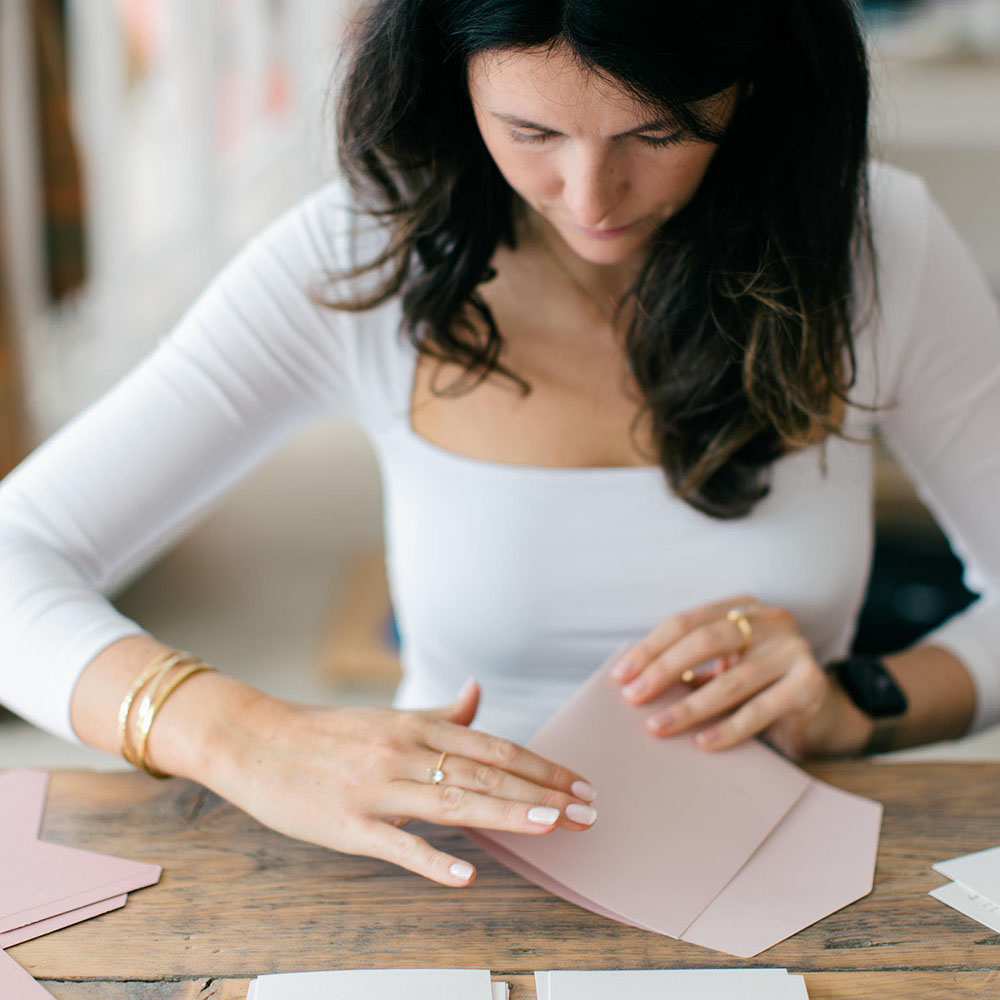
[933,845,1000,905]
[930,880,1000,934]
[250,969,494,1000]
[534,968,809,1000]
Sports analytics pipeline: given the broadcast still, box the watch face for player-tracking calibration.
[835,657,908,718]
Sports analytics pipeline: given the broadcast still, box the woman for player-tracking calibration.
[1,0,998,888]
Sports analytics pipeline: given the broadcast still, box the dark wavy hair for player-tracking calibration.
[329,0,875,518]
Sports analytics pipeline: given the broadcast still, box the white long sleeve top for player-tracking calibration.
[2,161,999,746]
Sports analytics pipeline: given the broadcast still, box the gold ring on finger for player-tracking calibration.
[427,751,447,785]
[726,607,753,653]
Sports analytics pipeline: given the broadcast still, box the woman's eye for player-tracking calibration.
[636,132,684,149]
[510,129,552,145]
[507,128,685,148]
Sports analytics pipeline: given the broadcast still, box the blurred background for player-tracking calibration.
[0,0,998,769]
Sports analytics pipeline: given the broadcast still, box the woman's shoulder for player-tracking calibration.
[865,160,933,264]
[247,175,394,288]
[166,175,409,430]
[265,177,412,424]
[853,161,937,334]
[845,162,935,413]
[854,159,1000,415]
[866,159,928,202]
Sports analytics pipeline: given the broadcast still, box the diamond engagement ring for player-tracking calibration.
[427,751,447,785]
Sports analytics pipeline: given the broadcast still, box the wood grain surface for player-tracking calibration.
[7,763,1000,998]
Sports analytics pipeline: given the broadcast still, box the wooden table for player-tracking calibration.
[8,763,1000,999]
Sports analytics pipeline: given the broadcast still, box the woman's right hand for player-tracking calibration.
[199,677,597,886]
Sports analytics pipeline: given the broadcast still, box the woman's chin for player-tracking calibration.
[557,229,652,268]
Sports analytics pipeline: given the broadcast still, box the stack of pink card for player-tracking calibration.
[0,769,162,1000]
[472,658,882,957]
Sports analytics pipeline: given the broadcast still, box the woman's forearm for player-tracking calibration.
[67,636,600,888]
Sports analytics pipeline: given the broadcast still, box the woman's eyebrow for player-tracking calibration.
[490,112,678,137]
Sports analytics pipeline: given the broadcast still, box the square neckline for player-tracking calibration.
[400,337,663,477]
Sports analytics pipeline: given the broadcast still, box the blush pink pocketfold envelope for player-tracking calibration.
[0,769,161,934]
[1,769,162,1000]
[471,658,881,957]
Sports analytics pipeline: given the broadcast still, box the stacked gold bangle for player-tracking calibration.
[117,650,216,778]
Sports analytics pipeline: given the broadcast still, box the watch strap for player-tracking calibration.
[829,654,908,756]
[831,654,908,719]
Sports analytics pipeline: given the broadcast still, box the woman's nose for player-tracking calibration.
[560,145,627,228]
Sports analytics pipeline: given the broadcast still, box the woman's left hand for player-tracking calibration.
[610,595,874,759]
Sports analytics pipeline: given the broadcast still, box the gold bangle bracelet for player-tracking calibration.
[117,650,192,768]
[133,661,217,779]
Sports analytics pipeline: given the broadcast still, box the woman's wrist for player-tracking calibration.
[71,635,276,785]
[812,645,976,758]
[141,667,263,784]
[805,679,875,757]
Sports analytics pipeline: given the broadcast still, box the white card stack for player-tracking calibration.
[931,844,1000,933]
[535,968,808,999]
[246,969,507,1000]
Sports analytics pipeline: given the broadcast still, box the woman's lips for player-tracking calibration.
[575,220,636,239]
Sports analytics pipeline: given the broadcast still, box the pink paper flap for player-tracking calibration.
[0,837,160,933]
[0,949,57,1000]
[681,778,882,957]
[468,829,652,931]
[0,769,161,934]
[0,895,128,949]
[474,662,810,939]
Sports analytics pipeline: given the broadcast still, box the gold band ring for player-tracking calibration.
[726,607,754,653]
[427,751,447,785]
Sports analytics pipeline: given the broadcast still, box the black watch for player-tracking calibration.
[828,655,908,755]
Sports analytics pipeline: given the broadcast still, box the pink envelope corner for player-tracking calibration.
[0,895,129,949]
[0,948,57,1000]
[680,778,883,957]
[1,767,162,936]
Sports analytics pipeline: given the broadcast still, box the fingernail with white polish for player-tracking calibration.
[449,861,474,881]
[566,803,598,826]
[610,654,633,680]
[646,710,674,733]
[622,677,647,699]
[571,780,596,802]
[527,806,561,826]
